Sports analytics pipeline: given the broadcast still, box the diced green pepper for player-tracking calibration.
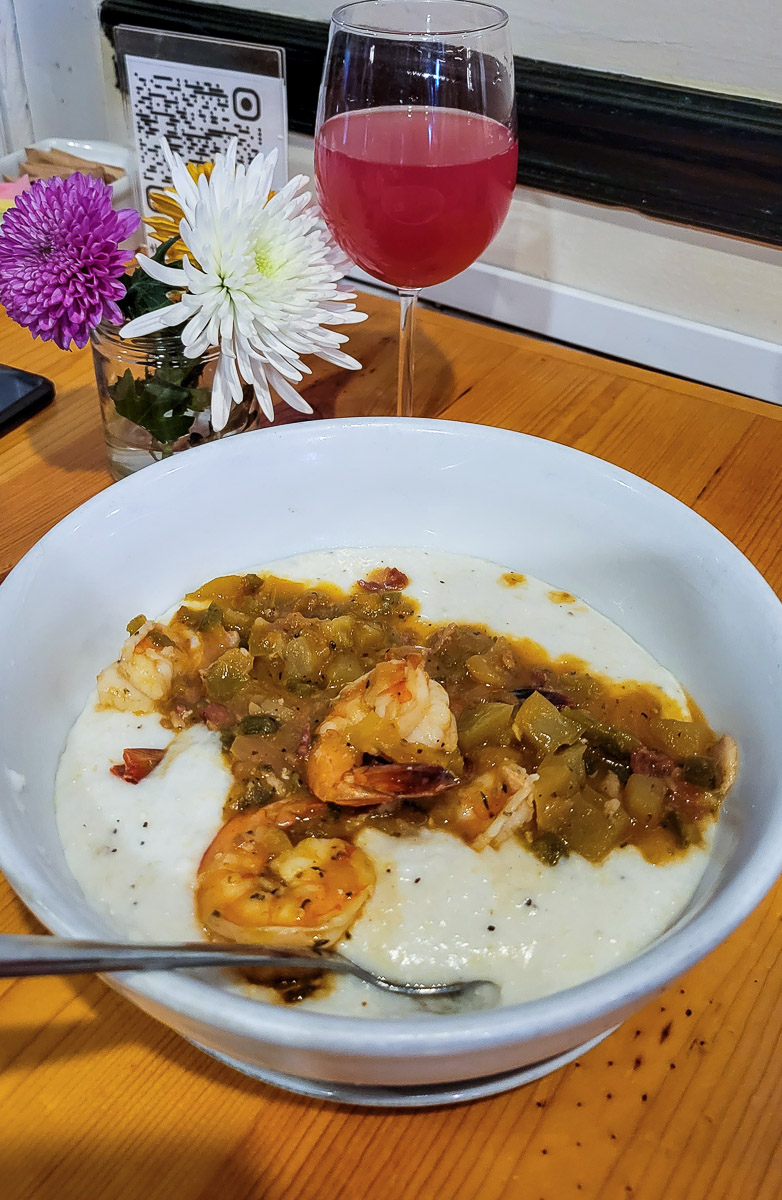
[584,744,632,785]
[324,615,357,651]
[284,634,326,682]
[648,718,713,759]
[248,618,285,659]
[558,672,600,705]
[146,627,174,649]
[203,648,252,702]
[624,774,667,824]
[199,601,223,631]
[175,606,200,628]
[529,832,569,866]
[569,710,640,758]
[236,777,277,810]
[239,713,279,736]
[352,621,387,654]
[222,606,255,640]
[458,702,515,753]
[537,784,631,862]
[662,809,702,847]
[323,651,365,690]
[681,755,718,788]
[175,603,222,632]
[513,692,582,758]
[286,678,320,697]
[533,743,587,807]
[126,614,147,635]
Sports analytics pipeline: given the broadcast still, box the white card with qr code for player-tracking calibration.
[117,27,288,229]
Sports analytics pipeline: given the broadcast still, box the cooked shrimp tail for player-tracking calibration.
[344,762,457,800]
[308,655,462,806]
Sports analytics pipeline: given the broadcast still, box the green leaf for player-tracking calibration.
[109,354,209,446]
[118,236,185,323]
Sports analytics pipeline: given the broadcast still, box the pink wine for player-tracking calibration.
[315,107,518,289]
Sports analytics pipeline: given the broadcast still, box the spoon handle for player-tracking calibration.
[0,935,500,1008]
[0,934,343,978]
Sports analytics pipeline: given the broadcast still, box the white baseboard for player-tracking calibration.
[349,262,782,406]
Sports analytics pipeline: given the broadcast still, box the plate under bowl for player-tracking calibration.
[189,1029,615,1107]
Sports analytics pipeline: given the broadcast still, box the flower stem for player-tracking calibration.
[396,288,419,418]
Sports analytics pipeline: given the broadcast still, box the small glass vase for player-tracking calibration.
[91,323,261,480]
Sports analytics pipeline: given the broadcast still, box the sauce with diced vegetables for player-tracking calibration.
[124,569,734,868]
[60,549,734,1016]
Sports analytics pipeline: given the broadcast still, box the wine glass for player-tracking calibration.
[315,1,517,417]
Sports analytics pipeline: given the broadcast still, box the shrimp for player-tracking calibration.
[435,756,537,851]
[97,616,239,714]
[307,654,461,806]
[249,795,328,831]
[711,734,738,796]
[196,808,374,948]
[97,622,185,713]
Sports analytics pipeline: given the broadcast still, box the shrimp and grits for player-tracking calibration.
[55,549,736,1016]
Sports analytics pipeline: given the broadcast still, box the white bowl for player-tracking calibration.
[1,418,781,1101]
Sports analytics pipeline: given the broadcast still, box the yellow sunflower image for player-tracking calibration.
[145,160,215,261]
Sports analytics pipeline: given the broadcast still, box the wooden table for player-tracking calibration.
[1,295,780,1200]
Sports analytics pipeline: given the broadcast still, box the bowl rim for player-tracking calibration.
[2,416,781,1057]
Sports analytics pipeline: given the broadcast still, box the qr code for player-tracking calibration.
[125,54,287,215]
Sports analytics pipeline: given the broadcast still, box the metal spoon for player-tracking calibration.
[0,935,500,1011]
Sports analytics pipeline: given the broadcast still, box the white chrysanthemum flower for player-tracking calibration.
[121,139,367,429]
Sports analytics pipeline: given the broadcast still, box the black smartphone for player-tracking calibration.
[0,364,55,429]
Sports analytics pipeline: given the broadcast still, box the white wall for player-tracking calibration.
[7,0,782,392]
[0,0,33,153]
[14,0,782,143]
[285,132,782,347]
[12,0,110,143]
[221,0,782,100]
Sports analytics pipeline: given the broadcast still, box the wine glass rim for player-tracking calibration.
[331,1,509,38]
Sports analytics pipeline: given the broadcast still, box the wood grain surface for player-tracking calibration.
[1,296,780,1200]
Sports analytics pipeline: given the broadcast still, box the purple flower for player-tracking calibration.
[0,174,139,350]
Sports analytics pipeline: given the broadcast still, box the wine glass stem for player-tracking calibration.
[397,288,419,417]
